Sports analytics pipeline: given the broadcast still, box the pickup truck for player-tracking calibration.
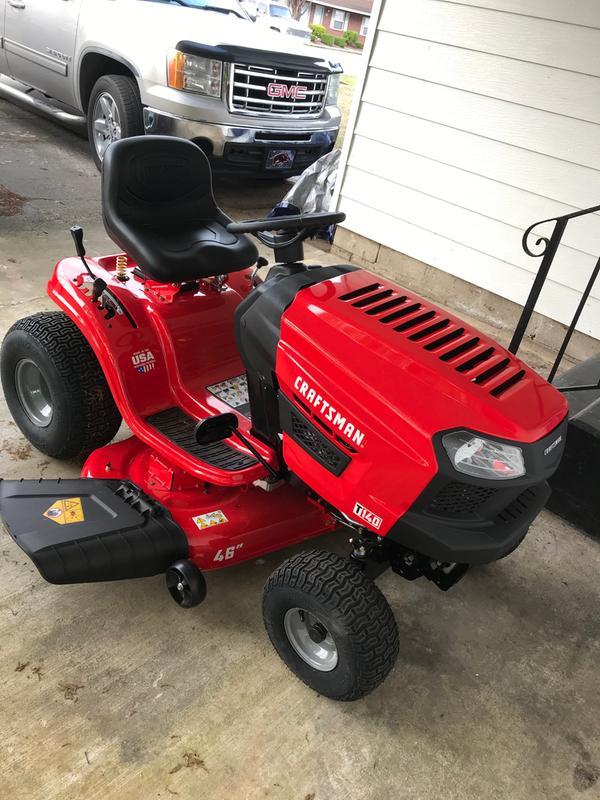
[0,0,342,174]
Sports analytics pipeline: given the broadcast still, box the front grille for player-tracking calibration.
[290,408,348,472]
[230,63,328,116]
[427,482,497,517]
[496,486,538,524]
[338,282,527,398]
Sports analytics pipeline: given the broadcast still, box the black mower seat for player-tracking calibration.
[102,136,258,283]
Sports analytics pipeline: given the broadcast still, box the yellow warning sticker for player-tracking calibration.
[43,497,85,525]
[192,510,228,530]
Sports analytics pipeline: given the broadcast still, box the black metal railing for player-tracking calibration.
[509,204,600,393]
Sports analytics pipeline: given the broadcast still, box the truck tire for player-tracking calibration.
[87,74,144,170]
[263,550,399,700]
[0,311,122,459]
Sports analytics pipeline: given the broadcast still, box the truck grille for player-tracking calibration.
[229,63,328,116]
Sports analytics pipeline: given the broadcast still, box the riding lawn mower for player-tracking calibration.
[0,137,568,700]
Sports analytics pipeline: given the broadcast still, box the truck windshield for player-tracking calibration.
[269,4,291,17]
[149,0,249,19]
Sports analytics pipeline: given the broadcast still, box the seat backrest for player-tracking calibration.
[100,136,258,283]
[102,135,217,231]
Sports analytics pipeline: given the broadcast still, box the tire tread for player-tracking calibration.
[263,550,399,700]
[4,311,121,458]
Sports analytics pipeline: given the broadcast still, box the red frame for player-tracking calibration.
[50,254,331,571]
[48,253,568,569]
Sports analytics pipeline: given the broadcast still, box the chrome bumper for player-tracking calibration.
[143,107,338,166]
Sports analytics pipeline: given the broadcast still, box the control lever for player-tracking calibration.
[195,414,280,479]
[70,224,136,328]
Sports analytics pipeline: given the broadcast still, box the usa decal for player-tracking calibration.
[132,349,155,373]
[353,502,383,530]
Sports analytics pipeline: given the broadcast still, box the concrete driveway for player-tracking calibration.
[0,99,599,800]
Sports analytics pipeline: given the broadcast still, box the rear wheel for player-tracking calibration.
[87,74,144,170]
[0,311,122,459]
[263,550,399,700]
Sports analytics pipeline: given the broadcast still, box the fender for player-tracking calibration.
[76,47,141,110]
[47,255,268,486]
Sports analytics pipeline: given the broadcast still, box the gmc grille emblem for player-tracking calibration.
[267,82,308,100]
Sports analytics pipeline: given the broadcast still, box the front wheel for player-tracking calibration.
[87,74,144,170]
[263,550,399,700]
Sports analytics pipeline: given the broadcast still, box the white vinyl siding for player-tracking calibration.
[337,0,600,340]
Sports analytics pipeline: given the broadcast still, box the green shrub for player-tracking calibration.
[343,29,359,46]
[320,33,334,45]
[310,23,326,38]
[333,36,346,47]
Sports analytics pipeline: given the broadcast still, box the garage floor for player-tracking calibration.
[1,99,599,800]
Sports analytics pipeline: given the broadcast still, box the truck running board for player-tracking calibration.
[0,479,188,584]
[0,77,87,131]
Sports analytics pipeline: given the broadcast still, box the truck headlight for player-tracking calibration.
[442,431,526,481]
[326,73,341,106]
[167,50,223,97]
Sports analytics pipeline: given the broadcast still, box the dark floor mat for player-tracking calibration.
[147,407,257,471]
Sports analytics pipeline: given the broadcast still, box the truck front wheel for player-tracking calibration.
[87,75,144,170]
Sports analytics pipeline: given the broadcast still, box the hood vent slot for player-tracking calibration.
[366,296,408,315]
[440,337,480,362]
[339,283,382,302]
[490,370,527,397]
[338,281,527,398]
[352,289,393,308]
[455,347,495,373]
[409,319,450,341]
[381,302,422,324]
[394,310,436,333]
[473,358,510,385]
[424,328,464,351]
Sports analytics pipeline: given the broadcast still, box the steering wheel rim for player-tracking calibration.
[227,211,346,236]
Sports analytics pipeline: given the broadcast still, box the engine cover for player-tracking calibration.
[237,266,568,550]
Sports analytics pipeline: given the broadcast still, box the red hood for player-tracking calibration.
[275,268,567,526]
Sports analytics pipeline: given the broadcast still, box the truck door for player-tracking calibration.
[4,0,82,106]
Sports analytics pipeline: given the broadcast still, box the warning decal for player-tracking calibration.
[192,510,228,530]
[207,375,250,418]
[43,497,85,525]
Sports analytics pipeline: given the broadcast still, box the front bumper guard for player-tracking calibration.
[387,480,551,565]
[142,106,338,160]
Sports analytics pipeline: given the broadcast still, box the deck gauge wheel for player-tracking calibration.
[166,560,207,608]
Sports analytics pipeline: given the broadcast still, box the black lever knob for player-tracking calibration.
[70,225,86,259]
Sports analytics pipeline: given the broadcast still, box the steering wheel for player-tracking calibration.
[227,211,346,251]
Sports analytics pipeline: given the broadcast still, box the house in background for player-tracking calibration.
[304,1,373,43]
[334,0,600,354]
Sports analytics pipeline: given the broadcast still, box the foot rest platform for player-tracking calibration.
[147,407,257,471]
